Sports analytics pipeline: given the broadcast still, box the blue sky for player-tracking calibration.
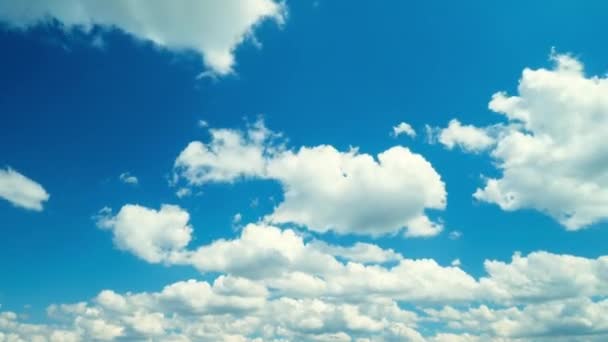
[2,1,608,341]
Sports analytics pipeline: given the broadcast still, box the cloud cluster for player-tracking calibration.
[432,53,608,229]
[5,206,608,341]
[0,167,49,211]
[174,120,447,237]
[0,0,285,74]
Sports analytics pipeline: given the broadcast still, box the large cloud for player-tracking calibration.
[0,0,285,75]
[9,198,608,340]
[4,242,608,340]
[0,167,49,211]
[174,121,447,237]
[96,204,608,307]
[432,52,608,230]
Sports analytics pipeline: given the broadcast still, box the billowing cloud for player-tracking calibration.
[173,121,447,237]
[96,204,192,263]
[0,167,49,211]
[434,52,608,230]
[5,238,608,340]
[266,145,446,237]
[0,0,286,75]
[479,251,608,304]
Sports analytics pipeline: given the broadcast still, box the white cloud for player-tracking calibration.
[433,119,495,152]
[308,240,403,264]
[426,298,608,340]
[479,251,608,304]
[6,222,608,341]
[266,145,446,237]
[118,172,138,185]
[437,52,608,230]
[174,121,447,237]
[96,204,193,263]
[0,0,286,75]
[174,120,279,184]
[0,167,49,211]
[392,122,416,138]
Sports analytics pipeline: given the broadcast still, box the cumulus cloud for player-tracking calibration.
[435,52,608,230]
[173,120,447,237]
[426,298,608,340]
[96,204,193,263]
[174,119,280,184]
[266,145,446,237]
[479,251,608,304]
[0,167,49,211]
[0,0,286,74]
[432,119,495,152]
[392,121,416,138]
[5,243,608,340]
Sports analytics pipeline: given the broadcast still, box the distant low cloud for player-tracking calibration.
[0,167,49,211]
[0,0,286,75]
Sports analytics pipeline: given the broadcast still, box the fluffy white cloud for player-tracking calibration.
[6,247,608,340]
[174,120,279,184]
[431,119,495,152]
[479,251,608,304]
[174,121,447,237]
[118,172,138,185]
[436,52,608,230]
[96,204,192,263]
[392,122,416,138]
[0,0,285,74]
[0,167,49,211]
[266,145,446,237]
[426,298,608,340]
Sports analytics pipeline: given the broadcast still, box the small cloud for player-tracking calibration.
[392,122,416,138]
[233,213,242,224]
[198,120,209,128]
[119,172,138,185]
[0,167,49,211]
[448,230,463,240]
[250,197,260,208]
[451,258,461,267]
[176,188,192,198]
